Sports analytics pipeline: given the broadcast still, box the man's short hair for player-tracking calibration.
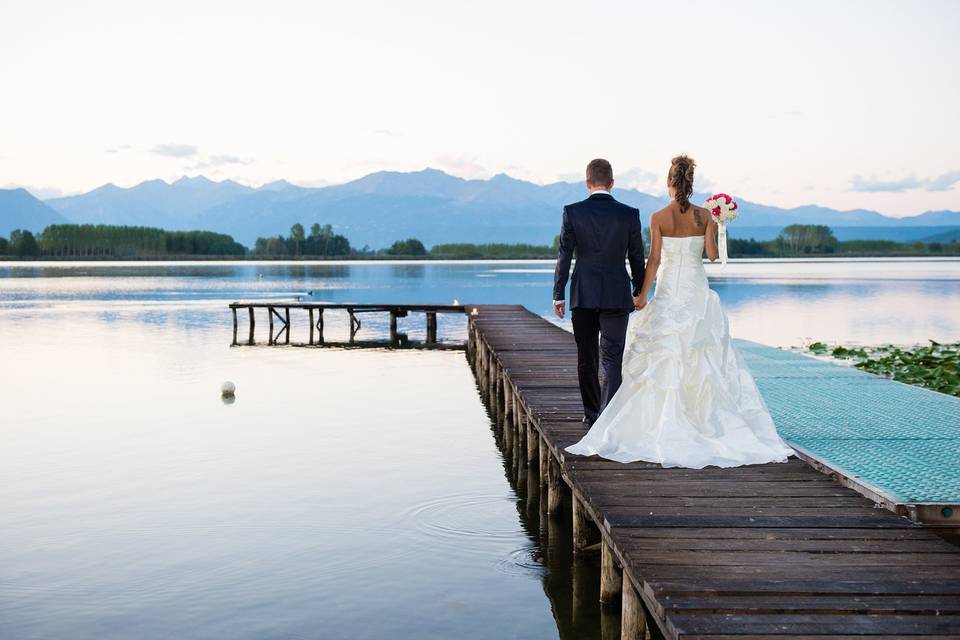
[586,159,613,188]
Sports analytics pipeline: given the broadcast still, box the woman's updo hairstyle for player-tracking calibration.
[669,154,696,212]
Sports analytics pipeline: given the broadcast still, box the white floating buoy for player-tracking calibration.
[221,381,236,397]
[452,298,460,305]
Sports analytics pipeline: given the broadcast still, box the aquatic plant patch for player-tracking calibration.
[807,341,960,397]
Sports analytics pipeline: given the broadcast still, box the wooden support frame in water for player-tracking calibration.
[228,302,466,348]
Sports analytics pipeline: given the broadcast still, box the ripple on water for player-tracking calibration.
[403,492,526,553]
[496,546,546,578]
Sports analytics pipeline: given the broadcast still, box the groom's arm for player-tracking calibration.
[553,207,575,303]
[627,209,645,296]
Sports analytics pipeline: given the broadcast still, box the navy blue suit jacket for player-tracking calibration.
[553,193,646,310]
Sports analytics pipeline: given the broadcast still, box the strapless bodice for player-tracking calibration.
[660,236,705,268]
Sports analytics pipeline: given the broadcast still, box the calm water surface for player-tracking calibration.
[1,259,958,639]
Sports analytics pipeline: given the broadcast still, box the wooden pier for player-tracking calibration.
[467,305,960,639]
[228,302,466,347]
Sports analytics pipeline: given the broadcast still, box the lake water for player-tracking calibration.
[1,258,959,639]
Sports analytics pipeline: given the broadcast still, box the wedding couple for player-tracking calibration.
[554,157,793,469]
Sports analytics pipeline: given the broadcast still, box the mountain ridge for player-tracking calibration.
[2,169,957,247]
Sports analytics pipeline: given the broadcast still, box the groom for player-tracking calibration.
[553,159,646,425]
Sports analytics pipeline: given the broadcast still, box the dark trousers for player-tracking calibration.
[571,307,630,422]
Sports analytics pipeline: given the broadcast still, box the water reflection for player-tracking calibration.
[483,396,613,639]
[1,259,957,346]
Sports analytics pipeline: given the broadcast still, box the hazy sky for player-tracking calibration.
[2,0,958,215]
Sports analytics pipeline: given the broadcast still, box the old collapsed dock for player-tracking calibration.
[467,304,960,639]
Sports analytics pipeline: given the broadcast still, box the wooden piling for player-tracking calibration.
[389,311,398,344]
[547,457,563,516]
[426,311,438,343]
[526,416,538,466]
[316,308,324,344]
[572,495,592,555]
[268,306,275,345]
[247,307,255,345]
[538,435,549,487]
[231,307,238,345]
[308,308,315,345]
[621,573,646,640]
[600,539,622,606]
[503,380,513,426]
[284,307,290,344]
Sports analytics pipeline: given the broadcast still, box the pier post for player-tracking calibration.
[526,416,538,465]
[621,574,646,640]
[547,457,563,516]
[284,307,290,344]
[487,351,496,402]
[231,307,238,345]
[426,312,437,344]
[309,308,315,345]
[248,307,255,345]
[515,396,526,458]
[503,381,513,426]
[317,308,325,344]
[572,495,592,555]
[479,341,488,395]
[539,435,549,487]
[390,311,398,344]
[601,539,622,605]
[601,608,621,640]
[268,306,275,345]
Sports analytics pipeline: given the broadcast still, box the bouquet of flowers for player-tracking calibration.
[704,193,739,266]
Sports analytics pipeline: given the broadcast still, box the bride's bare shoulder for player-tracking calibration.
[650,204,672,222]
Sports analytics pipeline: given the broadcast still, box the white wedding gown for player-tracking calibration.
[565,236,794,468]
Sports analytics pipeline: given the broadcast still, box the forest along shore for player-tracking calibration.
[1,223,959,260]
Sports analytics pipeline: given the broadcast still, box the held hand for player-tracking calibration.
[633,295,646,311]
[553,300,566,319]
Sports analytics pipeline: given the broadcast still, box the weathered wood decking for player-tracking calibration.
[467,304,960,639]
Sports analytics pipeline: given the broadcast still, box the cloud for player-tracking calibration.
[372,129,402,137]
[188,154,253,171]
[105,144,133,154]
[432,154,489,179]
[926,170,960,191]
[151,143,199,158]
[849,171,959,192]
[617,167,661,192]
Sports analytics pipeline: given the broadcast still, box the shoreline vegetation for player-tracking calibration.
[1,222,958,261]
[809,341,960,397]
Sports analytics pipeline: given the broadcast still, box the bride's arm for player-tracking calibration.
[635,217,661,309]
[704,212,719,262]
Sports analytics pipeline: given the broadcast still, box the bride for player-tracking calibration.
[565,155,794,469]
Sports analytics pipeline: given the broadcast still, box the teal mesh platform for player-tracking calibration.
[735,340,960,505]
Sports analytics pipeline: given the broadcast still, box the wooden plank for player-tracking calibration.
[656,593,960,615]
[667,614,960,637]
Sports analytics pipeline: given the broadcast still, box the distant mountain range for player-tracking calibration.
[2,169,959,248]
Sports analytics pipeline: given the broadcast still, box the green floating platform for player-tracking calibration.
[736,340,960,510]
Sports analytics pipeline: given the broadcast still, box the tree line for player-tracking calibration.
[0,225,245,257]
[728,224,960,257]
[2,222,957,259]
